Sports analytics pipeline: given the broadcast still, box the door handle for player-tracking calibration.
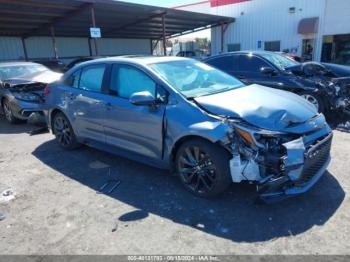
[95,101,112,109]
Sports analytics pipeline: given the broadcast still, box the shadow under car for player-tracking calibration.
[31,138,345,243]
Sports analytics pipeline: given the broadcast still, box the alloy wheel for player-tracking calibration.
[178,146,217,194]
[53,115,72,147]
[301,94,319,111]
[3,100,13,122]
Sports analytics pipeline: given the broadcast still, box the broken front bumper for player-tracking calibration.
[9,98,44,120]
[258,132,333,201]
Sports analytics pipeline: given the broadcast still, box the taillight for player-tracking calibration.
[43,86,50,94]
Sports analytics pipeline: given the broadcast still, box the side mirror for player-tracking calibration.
[129,91,156,106]
[260,67,277,76]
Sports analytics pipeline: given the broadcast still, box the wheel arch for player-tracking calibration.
[50,108,70,134]
[169,134,230,168]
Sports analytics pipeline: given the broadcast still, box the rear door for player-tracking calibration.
[64,64,108,143]
[103,63,167,160]
[205,55,236,76]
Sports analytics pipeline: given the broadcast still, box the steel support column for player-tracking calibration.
[91,5,98,55]
[21,37,28,61]
[162,14,167,56]
[50,25,59,59]
[221,23,229,53]
[88,38,92,56]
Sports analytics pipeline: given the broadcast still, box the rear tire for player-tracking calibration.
[175,138,232,197]
[52,112,79,150]
[2,98,22,124]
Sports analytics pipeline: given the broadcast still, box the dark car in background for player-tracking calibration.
[45,56,332,201]
[63,56,105,72]
[0,62,62,124]
[322,63,350,78]
[204,51,350,115]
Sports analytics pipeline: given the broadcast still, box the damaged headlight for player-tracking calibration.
[12,92,40,102]
[231,122,288,149]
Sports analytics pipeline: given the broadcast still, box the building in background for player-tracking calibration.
[175,0,350,65]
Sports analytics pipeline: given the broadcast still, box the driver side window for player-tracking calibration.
[110,64,156,99]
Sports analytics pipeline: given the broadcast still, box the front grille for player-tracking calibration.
[295,133,333,186]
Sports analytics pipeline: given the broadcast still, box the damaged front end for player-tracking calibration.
[224,118,332,202]
[1,79,47,123]
[329,77,350,115]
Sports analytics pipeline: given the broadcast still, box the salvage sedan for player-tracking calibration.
[46,57,332,201]
[0,62,62,124]
[204,51,350,115]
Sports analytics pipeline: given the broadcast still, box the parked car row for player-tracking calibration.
[1,53,347,202]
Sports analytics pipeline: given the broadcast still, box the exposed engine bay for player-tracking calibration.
[222,117,332,202]
[288,62,350,114]
[1,79,47,103]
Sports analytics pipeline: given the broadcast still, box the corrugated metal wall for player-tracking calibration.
[90,38,151,56]
[212,0,326,60]
[0,37,25,61]
[323,0,350,36]
[0,36,151,62]
[178,0,345,61]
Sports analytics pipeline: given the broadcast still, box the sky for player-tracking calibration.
[119,0,201,8]
[120,0,211,39]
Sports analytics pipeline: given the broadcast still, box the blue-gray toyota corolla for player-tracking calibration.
[45,56,333,201]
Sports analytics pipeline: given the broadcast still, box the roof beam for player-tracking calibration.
[23,3,93,38]
[0,9,63,17]
[105,12,166,35]
[0,0,77,10]
[0,17,50,24]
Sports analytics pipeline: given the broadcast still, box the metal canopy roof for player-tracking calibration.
[0,0,234,39]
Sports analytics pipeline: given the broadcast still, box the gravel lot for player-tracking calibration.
[0,115,349,255]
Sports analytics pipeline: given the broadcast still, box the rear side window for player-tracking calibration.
[79,64,106,92]
[238,55,269,72]
[206,56,235,71]
[110,64,156,99]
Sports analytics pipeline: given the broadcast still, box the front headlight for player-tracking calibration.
[231,122,286,148]
[13,92,40,102]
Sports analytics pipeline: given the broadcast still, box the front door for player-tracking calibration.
[302,39,315,61]
[103,64,166,160]
[235,54,279,86]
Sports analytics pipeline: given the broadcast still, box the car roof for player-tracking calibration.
[77,55,191,67]
[0,61,42,67]
[205,50,276,60]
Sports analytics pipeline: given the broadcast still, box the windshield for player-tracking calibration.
[0,64,48,80]
[149,60,244,98]
[260,53,299,70]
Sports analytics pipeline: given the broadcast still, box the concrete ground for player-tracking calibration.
[0,115,349,255]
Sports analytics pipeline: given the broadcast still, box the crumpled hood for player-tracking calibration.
[194,84,319,132]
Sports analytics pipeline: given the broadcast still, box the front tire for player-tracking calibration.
[52,112,79,150]
[2,98,22,124]
[175,138,232,197]
[300,91,326,114]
